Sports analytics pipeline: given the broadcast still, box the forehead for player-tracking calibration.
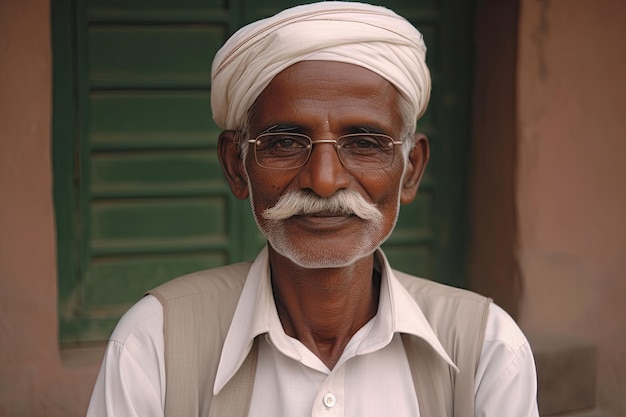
[249,61,403,135]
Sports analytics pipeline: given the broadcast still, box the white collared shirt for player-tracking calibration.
[86,248,539,417]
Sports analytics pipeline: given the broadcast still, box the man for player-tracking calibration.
[86,2,539,416]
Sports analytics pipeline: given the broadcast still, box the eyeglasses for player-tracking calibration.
[248,132,403,170]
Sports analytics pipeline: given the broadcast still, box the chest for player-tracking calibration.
[247,334,420,417]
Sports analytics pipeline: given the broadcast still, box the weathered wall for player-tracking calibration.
[517,0,626,415]
[0,0,99,416]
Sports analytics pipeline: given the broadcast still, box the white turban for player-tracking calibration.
[210,1,431,131]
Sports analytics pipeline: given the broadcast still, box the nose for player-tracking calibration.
[297,142,351,198]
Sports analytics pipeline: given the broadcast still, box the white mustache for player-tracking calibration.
[262,190,383,222]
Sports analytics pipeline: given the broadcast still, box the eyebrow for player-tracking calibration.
[260,124,300,134]
[354,126,387,135]
[259,124,391,136]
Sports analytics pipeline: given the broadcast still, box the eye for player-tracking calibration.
[256,134,310,152]
[340,135,387,150]
[275,136,300,148]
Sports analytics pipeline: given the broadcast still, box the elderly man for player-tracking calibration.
[86,2,539,416]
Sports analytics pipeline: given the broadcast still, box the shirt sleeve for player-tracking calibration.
[86,295,166,417]
[474,303,540,417]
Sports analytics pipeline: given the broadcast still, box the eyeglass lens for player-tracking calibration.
[252,133,397,170]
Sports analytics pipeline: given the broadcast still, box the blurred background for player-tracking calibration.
[1,0,625,415]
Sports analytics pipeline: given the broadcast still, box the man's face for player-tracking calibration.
[241,61,413,268]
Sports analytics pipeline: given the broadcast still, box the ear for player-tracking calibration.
[217,130,250,200]
[400,133,430,205]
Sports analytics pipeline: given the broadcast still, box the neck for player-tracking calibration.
[268,245,381,369]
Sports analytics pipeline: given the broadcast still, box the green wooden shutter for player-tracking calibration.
[53,0,474,344]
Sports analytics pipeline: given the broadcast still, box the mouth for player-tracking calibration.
[303,210,352,218]
[290,211,359,228]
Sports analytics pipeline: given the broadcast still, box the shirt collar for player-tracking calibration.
[213,247,457,395]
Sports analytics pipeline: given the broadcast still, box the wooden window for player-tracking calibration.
[52,0,474,344]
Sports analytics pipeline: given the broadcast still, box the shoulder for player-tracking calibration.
[392,269,525,351]
[484,303,530,353]
[480,303,535,376]
[393,269,530,356]
[109,294,163,347]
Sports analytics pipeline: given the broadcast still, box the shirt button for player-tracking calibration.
[323,393,336,408]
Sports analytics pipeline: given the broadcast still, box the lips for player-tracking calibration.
[302,210,352,217]
[289,211,360,229]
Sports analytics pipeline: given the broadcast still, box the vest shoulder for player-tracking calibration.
[148,262,252,302]
[393,269,492,362]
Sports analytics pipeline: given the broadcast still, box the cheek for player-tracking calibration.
[245,162,294,209]
[355,169,403,205]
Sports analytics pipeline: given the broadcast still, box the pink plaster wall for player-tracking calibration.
[0,0,98,415]
[517,0,626,414]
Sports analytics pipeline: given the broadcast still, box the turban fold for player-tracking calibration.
[210,1,431,131]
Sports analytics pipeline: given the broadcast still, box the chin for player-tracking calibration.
[271,241,377,269]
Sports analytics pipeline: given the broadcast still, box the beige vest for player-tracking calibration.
[149,262,491,417]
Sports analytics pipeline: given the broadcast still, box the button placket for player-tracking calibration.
[311,362,345,416]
